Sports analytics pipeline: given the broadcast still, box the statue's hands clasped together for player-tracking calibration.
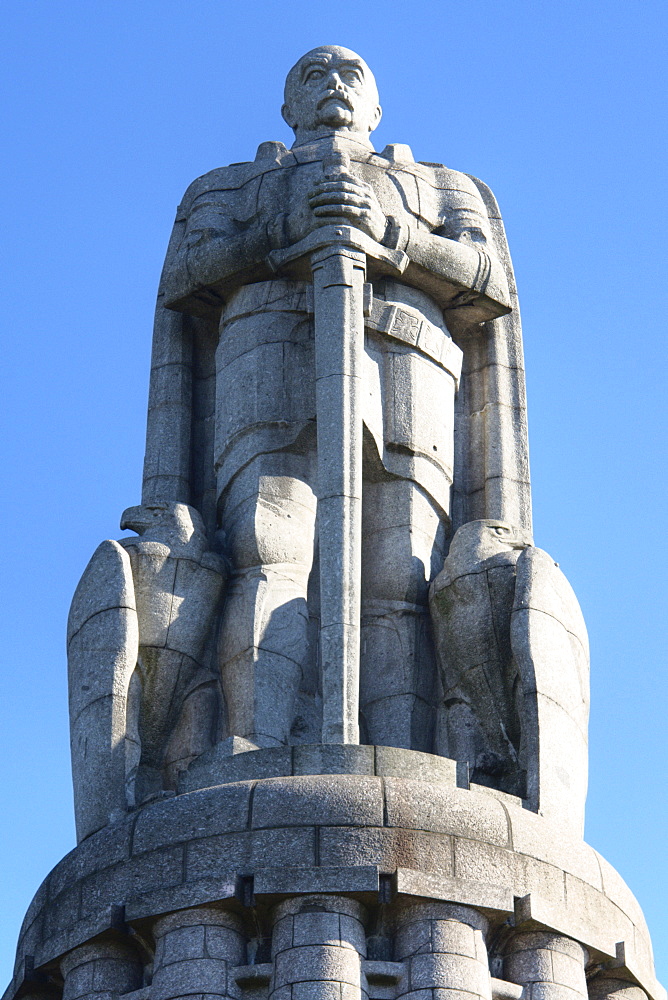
[307,169,387,244]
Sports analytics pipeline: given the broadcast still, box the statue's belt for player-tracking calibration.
[222,281,463,383]
[366,298,463,382]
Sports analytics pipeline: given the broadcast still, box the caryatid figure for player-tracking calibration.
[146,46,530,751]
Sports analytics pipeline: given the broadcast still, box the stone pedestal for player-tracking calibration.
[4,748,663,1000]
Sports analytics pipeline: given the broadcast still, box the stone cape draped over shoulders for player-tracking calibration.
[142,140,531,543]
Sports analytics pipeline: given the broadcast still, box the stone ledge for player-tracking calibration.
[180,743,463,795]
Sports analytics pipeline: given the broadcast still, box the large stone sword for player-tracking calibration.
[268,167,408,744]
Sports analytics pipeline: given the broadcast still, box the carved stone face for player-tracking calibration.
[282,45,381,143]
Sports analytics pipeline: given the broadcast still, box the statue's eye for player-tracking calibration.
[494,527,508,535]
[306,69,324,81]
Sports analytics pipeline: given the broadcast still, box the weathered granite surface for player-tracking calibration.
[5,763,663,1000]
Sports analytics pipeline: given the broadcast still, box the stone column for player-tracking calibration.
[270,895,368,999]
[394,902,492,999]
[61,941,142,1000]
[588,975,648,1000]
[151,907,245,1000]
[503,932,588,1000]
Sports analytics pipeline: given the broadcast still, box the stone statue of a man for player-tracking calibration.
[144,46,531,753]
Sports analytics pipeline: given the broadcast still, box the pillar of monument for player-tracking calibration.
[60,942,142,1000]
[151,909,245,1000]
[394,903,492,1000]
[269,896,368,999]
[503,933,589,1000]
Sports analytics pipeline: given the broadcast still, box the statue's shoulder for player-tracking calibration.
[368,147,497,214]
[176,142,294,219]
[417,161,496,206]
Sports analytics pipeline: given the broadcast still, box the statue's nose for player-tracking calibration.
[326,69,345,90]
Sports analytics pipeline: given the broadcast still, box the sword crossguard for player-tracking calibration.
[267,224,409,275]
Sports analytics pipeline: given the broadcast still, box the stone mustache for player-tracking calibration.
[67,45,589,843]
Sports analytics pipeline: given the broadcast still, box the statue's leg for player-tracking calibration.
[218,451,317,748]
[359,478,446,751]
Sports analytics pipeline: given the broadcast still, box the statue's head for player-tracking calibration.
[282,45,382,145]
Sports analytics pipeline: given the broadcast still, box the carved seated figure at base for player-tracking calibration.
[429,519,590,833]
[67,502,226,840]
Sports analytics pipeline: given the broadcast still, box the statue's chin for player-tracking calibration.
[316,106,353,129]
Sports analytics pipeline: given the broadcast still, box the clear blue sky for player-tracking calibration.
[1,0,666,987]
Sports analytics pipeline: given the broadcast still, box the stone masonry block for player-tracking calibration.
[550,951,586,990]
[185,827,317,882]
[394,869,513,916]
[339,914,368,956]
[271,916,295,958]
[562,875,634,957]
[395,918,432,960]
[157,925,206,963]
[453,839,566,909]
[596,854,648,938]
[319,826,453,873]
[181,745,293,792]
[409,953,490,994]
[62,960,94,1000]
[17,879,48,945]
[292,911,343,948]
[430,991,488,1000]
[252,775,384,828]
[273,944,362,988]
[48,823,133,902]
[91,958,139,992]
[294,743,375,776]
[255,865,379,896]
[384,779,509,846]
[123,876,238,923]
[152,958,228,1000]
[290,983,348,1000]
[527,986,584,1000]
[430,921,479,958]
[204,924,245,963]
[374,747,457,783]
[43,884,82,940]
[80,848,184,916]
[268,987,292,1000]
[344,985,371,1000]
[504,950,554,983]
[132,783,252,853]
[508,811,601,889]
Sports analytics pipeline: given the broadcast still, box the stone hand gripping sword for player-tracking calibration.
[268,150,408,743]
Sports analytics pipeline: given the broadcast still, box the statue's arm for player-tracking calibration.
[398,202,511,317]
[162,187,274,310]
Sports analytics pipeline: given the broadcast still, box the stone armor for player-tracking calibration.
[142,134,528,754]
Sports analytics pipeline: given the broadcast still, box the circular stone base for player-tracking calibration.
[6,751,662,1000]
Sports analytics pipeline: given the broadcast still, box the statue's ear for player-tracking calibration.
[369,104,382,133]
[281,102,297,129]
